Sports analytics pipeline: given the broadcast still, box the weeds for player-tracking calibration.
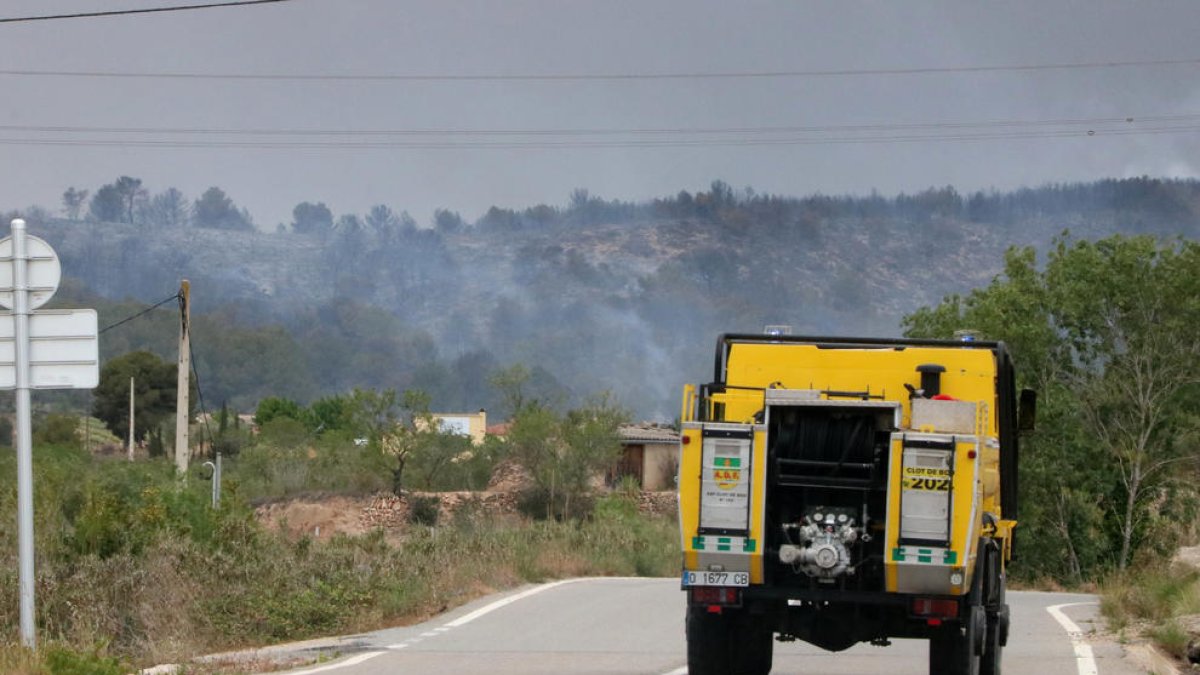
[1101,564,1200,658]
[0,442,680,669]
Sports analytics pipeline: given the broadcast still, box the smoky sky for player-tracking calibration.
[1,1,1198,228]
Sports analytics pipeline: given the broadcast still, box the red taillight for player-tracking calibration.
[682,435,692,445]
[911,597,959,620]
[690,587,741,606]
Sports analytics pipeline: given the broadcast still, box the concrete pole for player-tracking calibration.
[175,280,190,475]
[12,218,36,648]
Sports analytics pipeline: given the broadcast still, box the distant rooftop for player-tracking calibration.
[618,424,680,444]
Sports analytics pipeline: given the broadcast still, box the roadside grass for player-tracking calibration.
[1100,564,1200,660]
[0,444,679,670]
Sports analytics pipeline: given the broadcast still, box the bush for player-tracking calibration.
[34,414,79,447]
[516,485,595,521]
[407,495,440,526]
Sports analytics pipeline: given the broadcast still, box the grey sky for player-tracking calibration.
[1,1,1198,228]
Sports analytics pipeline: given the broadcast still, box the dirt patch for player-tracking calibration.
[255,495,373,540]
[1172,545,1200,571]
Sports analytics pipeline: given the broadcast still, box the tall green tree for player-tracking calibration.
[92,351,180,444]
[904,235,1200,575]
[291,201,334,235]
[192,186,252,230]
[88,184,125,223]
[254,396,303,427]
[61,187,89,220]
[506,392,629,519]
[142,187,190,227]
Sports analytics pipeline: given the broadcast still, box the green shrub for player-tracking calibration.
[34,414,79,447]
[1149,620,1190,659]
[408,495,440,526]
[517,485,595,521]
[44,643,125,675]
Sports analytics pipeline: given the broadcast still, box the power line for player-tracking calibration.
[1,56,1198,82]
[98,293,182,334]
[0,0,293,24]
[188,334,214,457]
[0,113,1182,137]
[1,124,1198,151]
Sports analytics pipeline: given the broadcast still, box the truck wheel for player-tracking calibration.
[929,620,980,675]
[686,606,773,675]
[980,589,1008,674]
[686,606,731,675]
[980,543,1007,675]
[980,613,1003,675]
[732,612,773,675]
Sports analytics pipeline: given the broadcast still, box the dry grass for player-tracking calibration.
[1101,564,1200,660]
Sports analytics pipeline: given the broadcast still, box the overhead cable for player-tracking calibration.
[0,113,1186,137]
[0,56,1197,81]
[98,293,184,334]
[1,124,1198,151]
[0,0,293,24]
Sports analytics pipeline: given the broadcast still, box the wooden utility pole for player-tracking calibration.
[127,376,135,460]
[175,280,190,475]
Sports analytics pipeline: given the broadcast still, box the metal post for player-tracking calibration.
[128,376,135,461]
[12,218,36,649]
[202,454,221,508]
[215,452,222,509]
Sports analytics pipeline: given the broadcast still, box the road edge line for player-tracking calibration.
[444,578,583,627]
[282,650,385,675]
[1046,602,1100,675]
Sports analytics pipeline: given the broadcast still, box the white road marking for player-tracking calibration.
[284,650,385,674]
[443,578,583,627]
[658,667,688,675]
[1046,602,1100,675]
[279,577,644,673]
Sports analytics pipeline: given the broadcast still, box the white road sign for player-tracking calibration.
[0,234,62,310]
[0,309,99,389]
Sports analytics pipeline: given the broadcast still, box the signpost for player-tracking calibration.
[0,219,99,649]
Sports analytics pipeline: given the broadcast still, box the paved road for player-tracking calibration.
[269,578,1147,675]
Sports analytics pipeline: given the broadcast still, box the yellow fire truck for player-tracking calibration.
[678,333,1033,675]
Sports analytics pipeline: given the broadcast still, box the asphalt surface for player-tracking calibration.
[265,577,1150,675]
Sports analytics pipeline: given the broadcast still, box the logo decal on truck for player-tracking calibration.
[713,456,742,489]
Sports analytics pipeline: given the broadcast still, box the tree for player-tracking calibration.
[92,351,179,443]
[254,396,303,427]
[141,187,190,227]
[114,176,146,224]
[434,209,465,233]
[903,234,1200,575]
[88,184,125,223]
[307,394,353,433]
[333,214,367,261]
[89,176,146,224]
[506,392,629,519]
[62,187,89,220]
[291,201,334,235]
[365,204,400,239]
[374,389,419,494]
[192,186,252,230]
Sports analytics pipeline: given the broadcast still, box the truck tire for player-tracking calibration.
[980,541,1007,675]
[732,611,773,675]
[686,606,773,675]
[687,607,731,675]
[980,613,1003,675]
[929,620,980,675]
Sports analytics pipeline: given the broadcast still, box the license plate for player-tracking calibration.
[681,570,749,587]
